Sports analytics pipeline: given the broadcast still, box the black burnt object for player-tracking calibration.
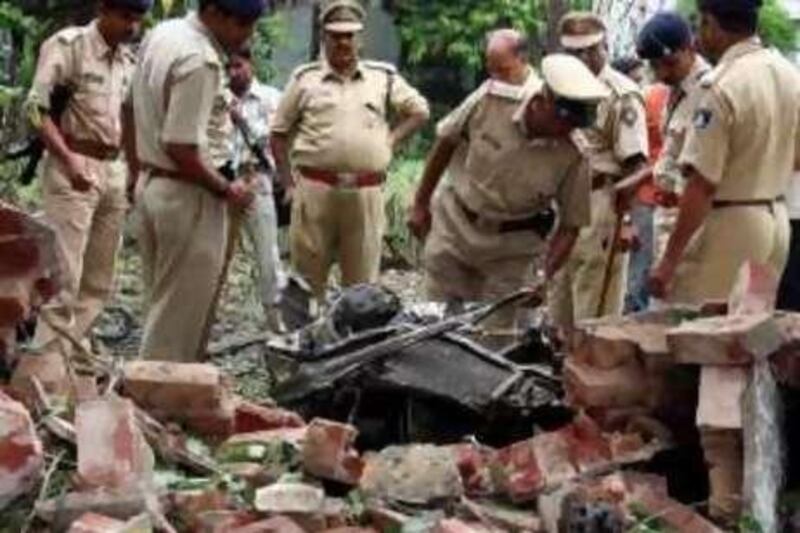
[271,285,568,449]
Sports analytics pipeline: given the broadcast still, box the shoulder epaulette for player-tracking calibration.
[292,62,322,79]
[53,26,83,45]
[362,60,397,74]
[486,79,526,101]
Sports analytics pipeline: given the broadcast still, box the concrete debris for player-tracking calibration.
[302,418,363,485]
[217,427,306,480]
[122,361,236,437]
[169,488,235,530]
[76,396,154,490]
[193,510,260,532]
[67,512,152,533]
[564,358,649,408]
[667,313,783,366]
[36,489,152,528]
[360,444,464,505]
[696,366,748,430]
[433,518,492,533]
[0,390,44,510]
[253,478,325,514]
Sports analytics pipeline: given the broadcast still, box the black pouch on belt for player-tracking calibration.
[531,207,557,240]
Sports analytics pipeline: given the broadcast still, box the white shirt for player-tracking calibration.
[231,80,282,194]
[787,171,800,219]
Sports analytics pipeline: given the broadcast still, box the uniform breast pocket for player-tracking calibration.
[72,86,115,123]
[465,132,504,178]
[363,97,385,129]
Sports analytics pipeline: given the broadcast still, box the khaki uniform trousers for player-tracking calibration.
[135,177,229,362]
[290,178,384,300]
[32,153,127,376]
[669,202,789,522]
[424,187,542,328]
[548,187,627,330]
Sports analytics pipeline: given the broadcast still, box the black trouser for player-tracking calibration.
[778,219,800,311]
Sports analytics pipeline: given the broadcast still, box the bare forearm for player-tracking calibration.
[413,138,457,208]
[37,115,74,168]
[661,170,716,265]
[164,143,229,196]
[270,134,294,189]
[545,226,579,279]
[390,112,427,150]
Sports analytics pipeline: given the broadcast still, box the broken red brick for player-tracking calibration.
[564,358,648,408]
[169,488,235,530]
[0,390,44,510]
[195,510,259,533]
[302,418,363,485]
[229,515,306,533]
[434,519,490,533]
[10,353,69,407]
[76,397,153,490]
[234,399,305,434]
[122,361,235,437]
[572,324,639,369]
[67,512,124,533]
[491,439,544,503]
[450,442,498,496]
[667,313,783,366]
[560,414,612,473]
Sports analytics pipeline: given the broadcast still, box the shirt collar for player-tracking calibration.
[680,54,711,93]
[88,20,116,61]
[321,59,365,81]
[717,37,763,68]
[186,11,227,60]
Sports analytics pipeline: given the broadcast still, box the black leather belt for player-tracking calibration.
[454,194,555,238]
[712,196,785,209]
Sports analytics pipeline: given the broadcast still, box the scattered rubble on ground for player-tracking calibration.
[3,204,800,532]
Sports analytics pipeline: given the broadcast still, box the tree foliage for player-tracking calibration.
[677,0,798,53]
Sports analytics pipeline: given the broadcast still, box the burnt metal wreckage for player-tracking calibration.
[267,284,572,450]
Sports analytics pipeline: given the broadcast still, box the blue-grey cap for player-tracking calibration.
[637,12,692,60]
[106,0,153,13]
[214,0,267,20]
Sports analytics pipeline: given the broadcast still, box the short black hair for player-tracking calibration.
[699,0,761,34]
[612,56,643,75]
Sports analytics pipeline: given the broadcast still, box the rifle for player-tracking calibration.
[230,110,291,227]
[3,84,74,185]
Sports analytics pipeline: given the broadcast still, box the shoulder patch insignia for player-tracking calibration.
[620,105,638,127]
[362,60,397,74]
[293,62,322,79]
[693,108,713,129]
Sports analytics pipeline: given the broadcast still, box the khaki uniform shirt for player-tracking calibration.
[270,60,429,173]
[653,56,710,193]
[573,65,649,177]
[131,12,226,171]
[26,20,136,147]
[206,88,234,168]
[679,38,800,201]
[436,76,590,226]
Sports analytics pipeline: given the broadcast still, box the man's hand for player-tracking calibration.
[64,153,92,192]
[648,256,678,299]
[407,200,432,240]
[225,180,255,210]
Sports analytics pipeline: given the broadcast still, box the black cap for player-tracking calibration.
[106,0,153,13]
[214,0,266,19]
[698,0,763,15]
[637,12,692,60]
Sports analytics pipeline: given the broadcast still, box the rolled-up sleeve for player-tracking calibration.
[270,77,302,135]
[436,85,486,142]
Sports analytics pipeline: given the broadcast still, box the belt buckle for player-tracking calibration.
[338,172,357,188]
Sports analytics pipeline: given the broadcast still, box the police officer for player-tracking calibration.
[25,0,151,388]
[270,0,430,303]
[484,29,536,85]
[408,55,608,319]
[637,12,710,261]
[548,12,649,331]
[648,0,800,523]
[131,0,264,362]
